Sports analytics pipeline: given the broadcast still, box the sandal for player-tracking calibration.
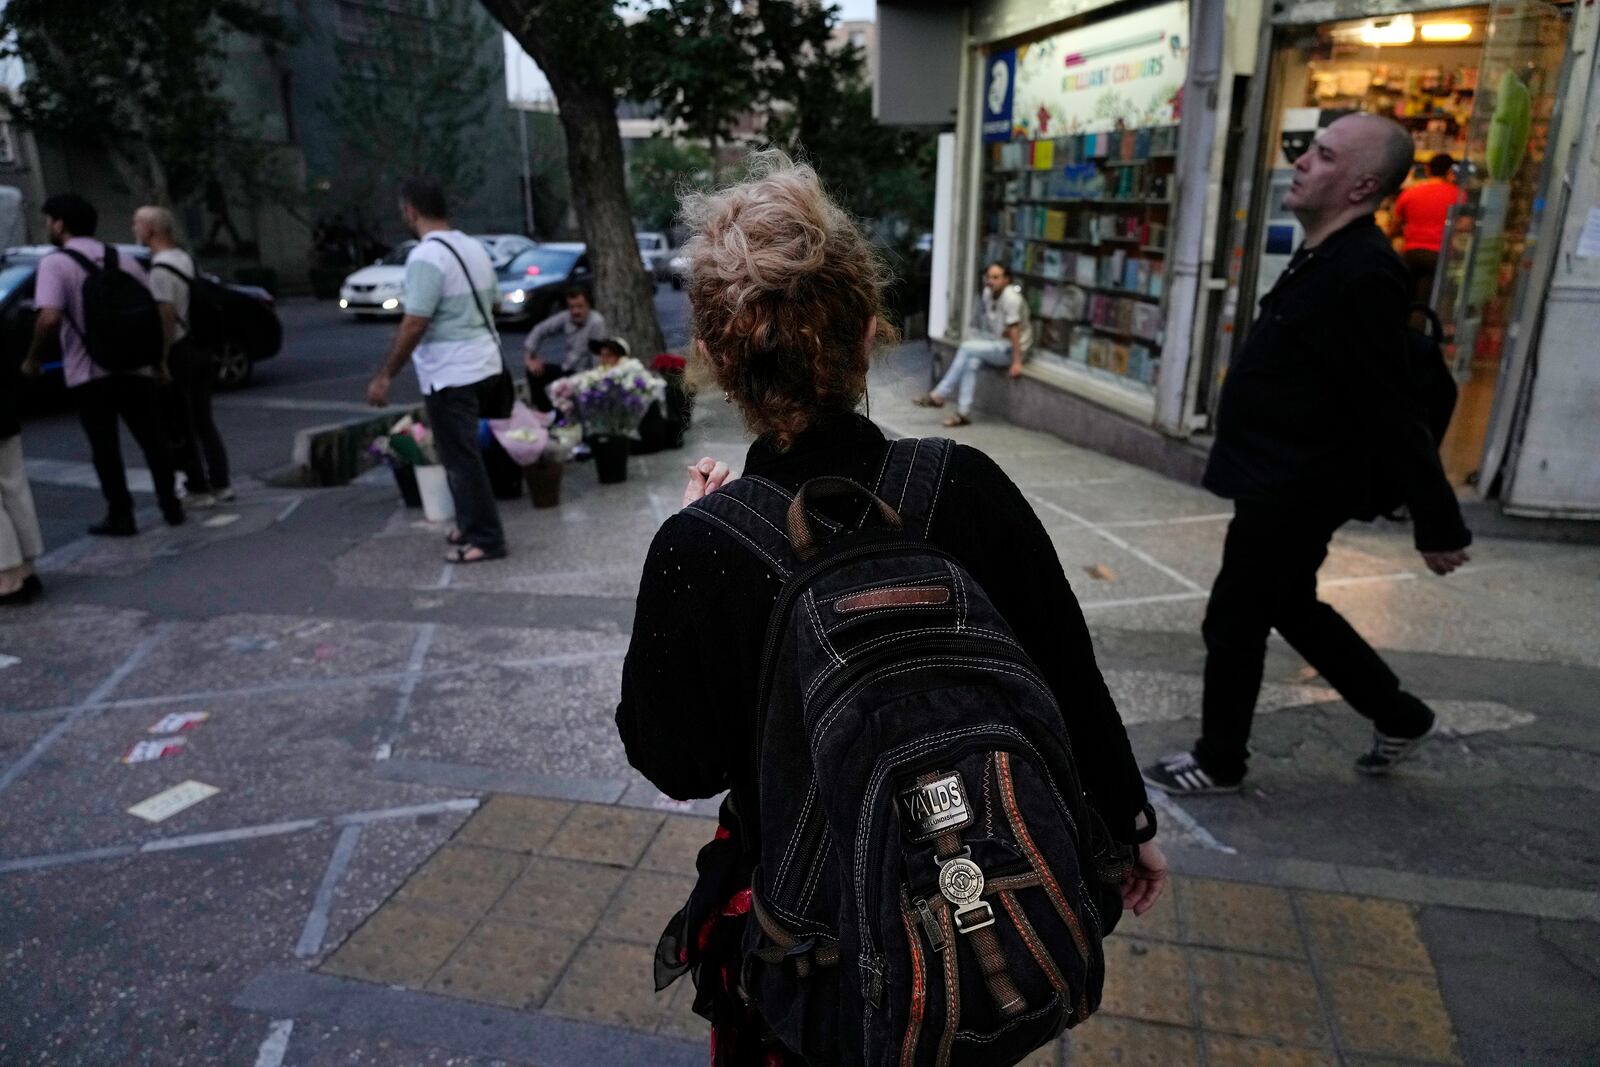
[444,545,506,564]
[911,393,946,408]
[942,413,971,428]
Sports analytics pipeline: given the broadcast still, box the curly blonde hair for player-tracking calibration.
[680,151,896,450]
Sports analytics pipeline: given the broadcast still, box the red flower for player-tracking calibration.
[653,353,687,373]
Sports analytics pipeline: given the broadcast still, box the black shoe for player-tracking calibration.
[88,515,138,537]
[1142,752,1244,795]
[22,574,42,598]
[161,502,186,527]
[1354,715,1436,776]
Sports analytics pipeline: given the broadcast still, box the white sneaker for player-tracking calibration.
[214,487,236,503]
[184,491,218,509]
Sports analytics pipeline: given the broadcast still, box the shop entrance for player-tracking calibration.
[1236,0,1571,488]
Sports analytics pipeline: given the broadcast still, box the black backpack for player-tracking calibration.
[685,438,1130,1066]
[1368,305,1459,518]
[57,246,165,372]
[151,259,228,349]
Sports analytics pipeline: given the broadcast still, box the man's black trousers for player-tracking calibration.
[423,376,506,556]
[167,339,231,494]
[1195,500,1433,780]
[74,374,179,519]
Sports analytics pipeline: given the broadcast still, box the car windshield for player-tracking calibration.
[380,241,416,266]
[0,260,37,303]
[636,236,662,251]
[501,248,579,280]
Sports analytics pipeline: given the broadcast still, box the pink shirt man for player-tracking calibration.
[33,237,151,387]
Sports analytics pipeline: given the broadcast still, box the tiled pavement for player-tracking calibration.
[324,797,1463,1067]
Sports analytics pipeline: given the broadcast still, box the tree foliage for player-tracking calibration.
[628,139,713,233]
[322,0,499,222]
[0,0,290,205]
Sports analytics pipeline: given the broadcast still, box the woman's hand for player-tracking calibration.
[682,457,736,507]
[1120,840,1168,917]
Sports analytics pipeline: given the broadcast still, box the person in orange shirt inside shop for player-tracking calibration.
[1389,153,1464,305]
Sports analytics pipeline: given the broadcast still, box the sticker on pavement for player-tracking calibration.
[148,712,210,734]
[122,738,188,764]
[128,780,220,822]
[0,653,19,670]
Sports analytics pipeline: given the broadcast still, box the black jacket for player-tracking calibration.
[616,411,1149,842]
[1204,215,1471,552]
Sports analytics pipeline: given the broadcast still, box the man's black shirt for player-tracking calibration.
[1203,215,1470,552]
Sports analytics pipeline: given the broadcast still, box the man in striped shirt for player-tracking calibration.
[367,177,509,563]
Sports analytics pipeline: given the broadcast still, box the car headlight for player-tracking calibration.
[381,298,399,310]
[339,298,349,308]
[508,289,526,304]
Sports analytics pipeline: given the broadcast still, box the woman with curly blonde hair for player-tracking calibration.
[616,153,1162,1065]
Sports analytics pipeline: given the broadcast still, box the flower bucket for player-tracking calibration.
[414,464,456,522]
[392,464,422,508]
[525,462,563,508]
[590,436,629,484]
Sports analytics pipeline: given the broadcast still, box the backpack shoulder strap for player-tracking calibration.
[152,261,194,285]
[874,436,955,539]
[682,476,804,579]
[56,248,99,275]
[426,233,500,344]
[681,475,849,579]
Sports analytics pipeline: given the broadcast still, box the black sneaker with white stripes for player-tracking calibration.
[1142,752,1243,796]
[1354,719,1436,776]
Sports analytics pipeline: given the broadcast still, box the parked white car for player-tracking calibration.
[338,234,535,318]
[637,232,672,282]
[338,241,414,317]
[666,249,690,290]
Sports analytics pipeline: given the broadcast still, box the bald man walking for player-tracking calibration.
[1145,114,1472,796]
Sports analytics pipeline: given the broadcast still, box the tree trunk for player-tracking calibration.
[477,1,665,356]
[556,85,665,355]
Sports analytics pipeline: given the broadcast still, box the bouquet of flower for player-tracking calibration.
[547,357,666,440]
[652,352,687,375]
[369,415,438,466]
[488,402,565,466]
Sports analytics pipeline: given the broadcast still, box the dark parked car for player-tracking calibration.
[1,244,282,393]
[494,243,591,324]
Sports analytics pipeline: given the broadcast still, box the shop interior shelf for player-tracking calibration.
[1012,271,1165,303]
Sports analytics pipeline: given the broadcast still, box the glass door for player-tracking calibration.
[1430,0,1570,487]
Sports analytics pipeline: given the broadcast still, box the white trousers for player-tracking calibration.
[931,338,1011,414]
[0,435,43,570]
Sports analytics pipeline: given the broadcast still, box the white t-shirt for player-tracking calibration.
[402,231,504,394]
[980,284,1033,352]
[148,248,196,344]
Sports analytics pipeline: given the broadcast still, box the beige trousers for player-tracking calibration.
[0,435,44,570]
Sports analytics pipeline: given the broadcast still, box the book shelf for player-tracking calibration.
[982,125,1178,392]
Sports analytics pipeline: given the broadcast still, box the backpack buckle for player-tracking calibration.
[952,900,996,935]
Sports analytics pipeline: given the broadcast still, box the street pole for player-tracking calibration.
[515,58,534,236]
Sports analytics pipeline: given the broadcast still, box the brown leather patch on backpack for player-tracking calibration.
[834,585,951,614]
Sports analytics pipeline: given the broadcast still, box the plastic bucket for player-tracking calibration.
[414,464,456,523]
[525,462,563,508]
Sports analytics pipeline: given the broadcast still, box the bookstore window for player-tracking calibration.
[977,2,1188,399]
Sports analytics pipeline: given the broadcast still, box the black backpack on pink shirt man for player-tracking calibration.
[57,245,165,373]
[684,436,1133,1066]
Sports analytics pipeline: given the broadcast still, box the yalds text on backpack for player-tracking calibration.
[684,438,1133,1067]
[58,247,165,373]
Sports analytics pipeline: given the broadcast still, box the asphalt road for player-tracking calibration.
[18,286,693,549]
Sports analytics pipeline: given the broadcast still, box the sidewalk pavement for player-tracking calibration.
[3,344,1596,1065]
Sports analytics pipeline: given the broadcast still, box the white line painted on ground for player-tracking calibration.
[1026,492,1208,594]
[139,819,321,854]
[295,824,363,957]
[1094,513,1233,529]
[373,622,437,761]
[431,563,454,590]
[1080,590,1210,611]
[1148,792,1236,854]
[0,621,176,795]
[645,488,672,527]
[252,1018,294,1067]
[274,497,303,524]
[13,649,630,723]
[0,798,479,876]
[25,457,154,493]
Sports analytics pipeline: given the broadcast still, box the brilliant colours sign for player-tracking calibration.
[998,1,1188,141]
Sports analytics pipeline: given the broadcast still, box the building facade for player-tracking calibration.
[880,0,1600,518]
